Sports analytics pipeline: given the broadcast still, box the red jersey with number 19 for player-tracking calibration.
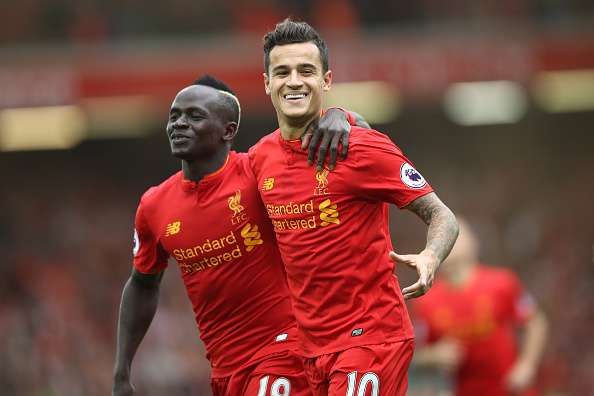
[249,127,433,357]
[132,151,297,377]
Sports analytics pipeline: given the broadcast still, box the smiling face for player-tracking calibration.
[166,85,236,161]
[264,42,332,129]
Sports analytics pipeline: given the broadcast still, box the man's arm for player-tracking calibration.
[390,192,459,299]
[113,268,164,396]
[506,308,548,393]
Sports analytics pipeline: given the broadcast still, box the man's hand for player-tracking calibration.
[301,108,351,170]
[113,376,135,396]
[505,359,537,394]
[390,249,439,299]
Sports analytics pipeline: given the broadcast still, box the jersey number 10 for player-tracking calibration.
[346,371,380,396]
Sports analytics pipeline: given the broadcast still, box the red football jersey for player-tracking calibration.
[412,265,537,396]
[248,127,433,357]
[133,151,297,377]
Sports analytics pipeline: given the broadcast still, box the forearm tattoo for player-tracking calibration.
[405,193,459,263]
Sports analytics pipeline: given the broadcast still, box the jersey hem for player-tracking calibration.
[298,333,415,359]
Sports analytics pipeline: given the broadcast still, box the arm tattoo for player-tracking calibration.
[405,192,459,263]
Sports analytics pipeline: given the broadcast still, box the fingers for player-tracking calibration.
[389,251,416,266]
[328,133,341,170]
[307,125,322,165]
[301,132,312,150]
[340,127,350,159]
[403,269,434,299]
[402,279,430,299]
[316,132,333,171]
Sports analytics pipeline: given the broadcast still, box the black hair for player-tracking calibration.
[193,75,240,126]
[263,18,329,74]
[194,75,236,96]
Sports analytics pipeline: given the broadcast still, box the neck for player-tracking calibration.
[278,113,319,140]
[181,148,229,182]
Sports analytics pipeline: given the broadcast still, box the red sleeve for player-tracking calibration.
[501,270,536,324]
[132,196,169,274]
[349,129,434,207]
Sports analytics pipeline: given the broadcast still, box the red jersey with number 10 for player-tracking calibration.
[132,151,297,377]
[249,127,433,357]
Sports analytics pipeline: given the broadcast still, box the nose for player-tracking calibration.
[287,70,303,88]
[172,115,189,129]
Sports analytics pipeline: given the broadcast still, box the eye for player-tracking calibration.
[169,113,179,121]
[274,70,289,77]
[190,113,204,121]
[302,69,314,76]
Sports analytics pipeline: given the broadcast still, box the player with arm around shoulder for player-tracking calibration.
[249,19,459,396]
[112,76,358,396]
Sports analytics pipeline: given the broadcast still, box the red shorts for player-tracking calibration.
[211,327,312,395]
[226,350,312,395]
[302,339,414,396]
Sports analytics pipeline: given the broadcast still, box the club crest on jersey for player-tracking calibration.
[314,168,330,196]
[132,229,140,256]
[400,163,426,189]
[229,190,248,224]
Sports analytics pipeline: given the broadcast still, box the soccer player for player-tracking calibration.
[411,218,548,396]
[112,76,358,396]
[248,19,459,396]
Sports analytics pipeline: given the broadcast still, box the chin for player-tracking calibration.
[283,107,316,121]
[171,148,191,160]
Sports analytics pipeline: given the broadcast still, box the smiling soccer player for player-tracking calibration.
[249,19,459,396]
[112,76,358,396]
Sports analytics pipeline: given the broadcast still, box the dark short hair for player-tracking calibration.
[263,18,329,74]
[193,75,240,125]
[194,75,236,96]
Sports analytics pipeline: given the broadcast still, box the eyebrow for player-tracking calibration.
[272,61,319,71]
[169,106,208,114]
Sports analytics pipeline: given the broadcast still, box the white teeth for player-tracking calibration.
[285,93,306,99]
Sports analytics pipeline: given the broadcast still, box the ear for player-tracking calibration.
[263,72,271,95]
[223,121,238,142]
[322,70,332,92]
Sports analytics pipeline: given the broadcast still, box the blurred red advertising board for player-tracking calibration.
[1,33,593,110]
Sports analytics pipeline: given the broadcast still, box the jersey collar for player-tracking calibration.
[277,129,305,153]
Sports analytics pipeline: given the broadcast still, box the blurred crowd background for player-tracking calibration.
[1,1,593,395]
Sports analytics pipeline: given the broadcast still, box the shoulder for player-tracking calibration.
[348,127,404,156]
[139,172,182,208]
[248,129,280,157]
[229,151,256,179]
[248,130,280,176]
